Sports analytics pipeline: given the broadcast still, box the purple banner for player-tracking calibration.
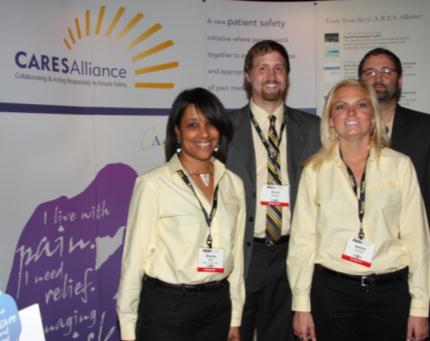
[7,163,137,340]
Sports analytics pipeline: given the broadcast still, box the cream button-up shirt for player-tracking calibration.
[287,145,430,317]
[116,154,246,339]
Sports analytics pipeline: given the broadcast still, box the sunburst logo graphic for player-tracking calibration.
[62,5,178,89]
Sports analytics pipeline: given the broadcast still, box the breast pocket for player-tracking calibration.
[366,186,401,220]
[218,199,241,245]
[158,200,207,247]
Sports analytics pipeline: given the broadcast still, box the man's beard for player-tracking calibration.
[374,81,401,104]
[261,81,287,102]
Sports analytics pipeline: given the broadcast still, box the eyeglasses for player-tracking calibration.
[361,67,398,79]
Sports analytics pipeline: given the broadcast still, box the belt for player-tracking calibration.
[253,235,289,247]
[145,276,227,292]
[316,265,408,287]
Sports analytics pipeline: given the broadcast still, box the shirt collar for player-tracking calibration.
[250,99,284,126]
[167,153,226,184]
[332,143,376,166]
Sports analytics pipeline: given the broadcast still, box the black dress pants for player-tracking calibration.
[311,265,410,341]
[135,276,231,341]
[240,240,294,341]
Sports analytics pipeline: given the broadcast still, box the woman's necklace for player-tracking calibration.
[198,173,210,187]
[185,167,212,187]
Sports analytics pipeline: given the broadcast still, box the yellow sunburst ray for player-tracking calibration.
[134,61,178,75]
[68,27,76,45]
[75,18,82,40]
[85,10,91,36]
[64,38,72,51]
[131,40,174,62]
[127,23,161,50]
[96,5,106,35]
[116,13,144,41]
[105,6,125,37]
[135,82,174,89]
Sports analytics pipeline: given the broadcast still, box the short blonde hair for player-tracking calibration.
[308,79,389,168]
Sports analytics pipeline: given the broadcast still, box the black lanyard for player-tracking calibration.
[342,157,367,240]
[177,170,219,248]
[250,112,286,160]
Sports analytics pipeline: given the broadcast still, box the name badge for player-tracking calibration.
[342,237,375,268]
[260,184,289,206]
[197,248,224,273]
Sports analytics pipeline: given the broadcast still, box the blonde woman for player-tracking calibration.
[287,79,430,341]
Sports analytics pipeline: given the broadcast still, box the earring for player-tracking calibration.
[213,145,219,153]
[176,139,181,154]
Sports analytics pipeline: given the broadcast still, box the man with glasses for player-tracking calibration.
[358,47,430,223]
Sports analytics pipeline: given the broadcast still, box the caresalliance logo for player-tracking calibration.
[14,4,179,91]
